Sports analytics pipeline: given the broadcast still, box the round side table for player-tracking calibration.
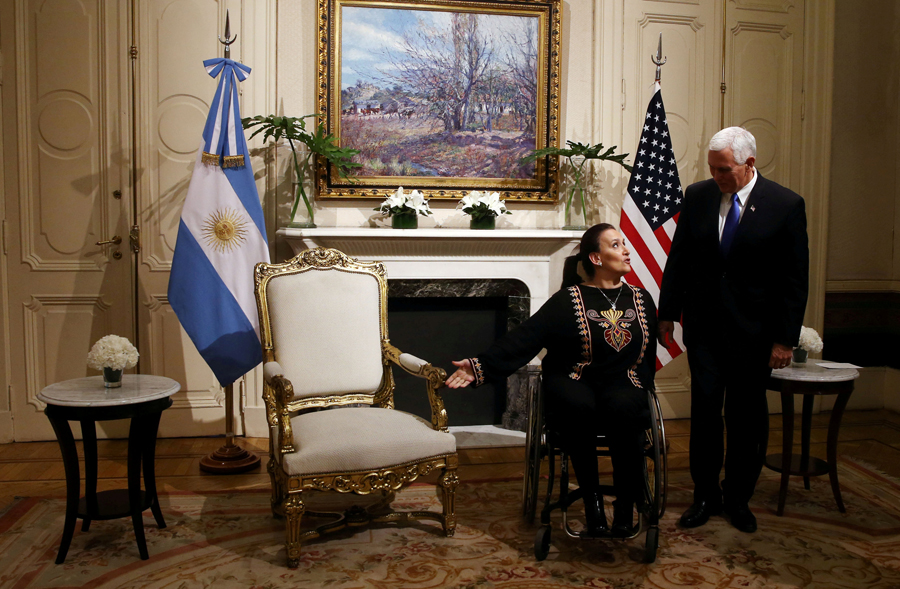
[764,362,859,516]
[38,375,180,563]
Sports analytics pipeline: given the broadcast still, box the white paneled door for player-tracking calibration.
[7,0,133,441]
[134,0,274,439]
[6,0,273,441]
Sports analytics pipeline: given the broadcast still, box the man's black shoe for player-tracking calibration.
[679,500,723,528]
[725,503,757,533]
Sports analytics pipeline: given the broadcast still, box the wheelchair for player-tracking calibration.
[521,380,668,563]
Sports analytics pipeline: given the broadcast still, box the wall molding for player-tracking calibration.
[0,411,12,443]
[886,367,900,413]
[826,280,900,293]
[799,0,835,338]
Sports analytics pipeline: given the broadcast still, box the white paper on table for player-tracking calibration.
[815,362,861,369]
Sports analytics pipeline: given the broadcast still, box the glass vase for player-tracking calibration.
[103,367,123,388]
[392,213,418,229]
[792,348,808,365]
[560,156,590,230]
[469,216,496,230]
[288,180,316,228]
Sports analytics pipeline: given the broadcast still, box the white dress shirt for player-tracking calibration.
[718,169,758,240]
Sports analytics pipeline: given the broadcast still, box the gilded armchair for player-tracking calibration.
[254,247,458,568]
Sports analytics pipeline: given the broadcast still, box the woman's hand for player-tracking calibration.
[445,359,475,389]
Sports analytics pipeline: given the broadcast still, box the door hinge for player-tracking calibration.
[1,219,6,255]
[129,225,141,254]
[130,46,138,60]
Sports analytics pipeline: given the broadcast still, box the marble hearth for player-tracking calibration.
[279,227,582,445]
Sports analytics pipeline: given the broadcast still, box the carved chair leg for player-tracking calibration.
[283,492,305,568]
[267,458,284,517]
[438,466,459,537]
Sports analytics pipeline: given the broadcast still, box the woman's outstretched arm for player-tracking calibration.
[445,359,475,388]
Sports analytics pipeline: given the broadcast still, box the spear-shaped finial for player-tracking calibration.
[652,33,667,83]
[218,10,237,59]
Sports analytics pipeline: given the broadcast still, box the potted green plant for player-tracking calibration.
[522,141,633,229]
[242,114,361,228]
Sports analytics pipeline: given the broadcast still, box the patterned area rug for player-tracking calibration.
[2,458,900,588]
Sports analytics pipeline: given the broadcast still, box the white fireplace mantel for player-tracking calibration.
[278,227,583,312]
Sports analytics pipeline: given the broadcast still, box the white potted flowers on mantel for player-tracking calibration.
[375,187,433,229]
[458,190,512,230]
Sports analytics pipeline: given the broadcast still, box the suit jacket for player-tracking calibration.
[658,173,809,348]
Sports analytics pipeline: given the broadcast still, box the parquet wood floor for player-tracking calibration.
[1,409,898,512]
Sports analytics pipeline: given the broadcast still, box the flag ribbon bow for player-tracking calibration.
[201,58,252,168]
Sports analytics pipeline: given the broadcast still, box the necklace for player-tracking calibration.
[598,283,625,310]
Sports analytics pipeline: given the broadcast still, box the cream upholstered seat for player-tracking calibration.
[254,247,458,568]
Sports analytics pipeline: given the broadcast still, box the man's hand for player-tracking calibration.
[769,343,793,369]
[445,359,475,389]
[658,320,675,348]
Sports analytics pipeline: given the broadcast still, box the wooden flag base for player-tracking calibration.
[199,381,261,474]
[199,442,260,474]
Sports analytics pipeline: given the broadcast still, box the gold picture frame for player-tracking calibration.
[315,0,562,201]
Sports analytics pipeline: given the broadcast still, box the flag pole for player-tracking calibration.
[653,32,666,84]
[199,10,260,474]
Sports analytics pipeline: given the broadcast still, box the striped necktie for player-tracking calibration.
[720,193,740,255]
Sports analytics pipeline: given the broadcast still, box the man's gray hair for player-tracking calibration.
[709,127,756,165]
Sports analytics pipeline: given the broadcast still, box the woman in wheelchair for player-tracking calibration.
[446,223,658,538]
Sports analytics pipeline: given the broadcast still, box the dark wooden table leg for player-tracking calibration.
[142,410,166,528]
[778,391,794,516]
[127,415,149,560]
[827,389,852,513]
[81,420,98,532]
[47,414,79,565]
[800,395,814,490]
[760,396,770,465]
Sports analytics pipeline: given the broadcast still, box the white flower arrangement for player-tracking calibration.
[87,335,139,371]
[375,186,432,217]
[458,190,512,221]
[797,326,823,353]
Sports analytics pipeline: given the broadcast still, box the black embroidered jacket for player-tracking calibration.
[469,283,658,391]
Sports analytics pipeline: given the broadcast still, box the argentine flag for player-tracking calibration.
[168,58,270,387]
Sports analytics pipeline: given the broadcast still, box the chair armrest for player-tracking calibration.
[263,361,295,454]
[383,343,450,432]
[263,361,285,384]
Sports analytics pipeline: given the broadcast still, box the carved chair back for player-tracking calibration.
[255,248,395,414]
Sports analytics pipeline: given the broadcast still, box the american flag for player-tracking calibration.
[621,82,685,368]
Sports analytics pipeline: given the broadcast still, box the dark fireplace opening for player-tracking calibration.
[388,296,507,425]
[386,279,530,427]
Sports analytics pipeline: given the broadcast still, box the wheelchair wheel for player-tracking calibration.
[534,525,552,561]
[643,526,659,563]
[522,382,545,522]
[642,389,668,520]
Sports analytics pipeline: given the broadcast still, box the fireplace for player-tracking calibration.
[387,278,528,427]
[278,227,582,434]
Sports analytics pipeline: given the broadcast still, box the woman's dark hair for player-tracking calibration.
[579,223,616,279]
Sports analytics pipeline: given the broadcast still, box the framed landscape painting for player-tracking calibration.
[315,0,562,201]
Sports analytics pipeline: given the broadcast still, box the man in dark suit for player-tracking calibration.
[657,127,809,533]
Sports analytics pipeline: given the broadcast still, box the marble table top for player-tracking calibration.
[770,361,859,383]
[38,375,181,407]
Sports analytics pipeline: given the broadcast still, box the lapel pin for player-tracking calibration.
[750,205,756,212]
